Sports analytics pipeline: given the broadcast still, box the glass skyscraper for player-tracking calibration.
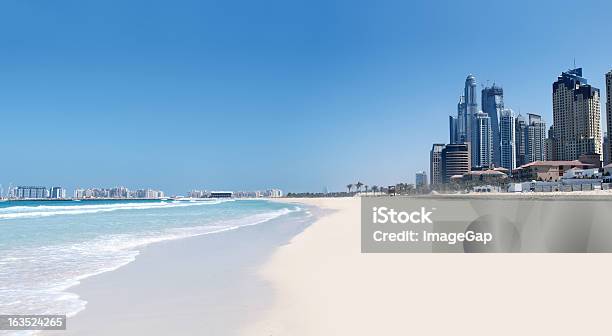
[499,108,516,171]
[482,85,504,167]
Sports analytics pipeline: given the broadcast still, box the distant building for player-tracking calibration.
[474,112,492,168]
[481,85,504,167]
[210,191,233,198]
[15,186,48,199]
[526,113,547,163]
[515,114,527,167]
[442,143,471,183]
[499,109,516,171]
[430,143,445,186]
[546,126,556,161]
[188,190,209,198]
[74,188,85,199]
[49,187,66,199]
[449,116,458,144]
[553,68,602,161]
[606,71,612,165]
[456,95,466,143]
[512,160,593,182]
[604,132,610,166]
[264,189,283,198]
[415,171,428,189]
[464,75,478,154]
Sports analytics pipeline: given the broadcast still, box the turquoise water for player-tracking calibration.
[0,199,307,327]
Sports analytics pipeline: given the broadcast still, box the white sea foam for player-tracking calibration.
[0,203,302,336]
[0,199,232,220]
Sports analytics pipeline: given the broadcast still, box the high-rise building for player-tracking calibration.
[604,132,610,166]
[552,68,602,161]
[474,112,492,168]
[49,187,66,199]
[15,186,48,199]
[515,114,527,167]
[499,109,516,171]
[526,113,547,163]
[606,71,612,164]
[456,95,466,143]
[482,85,504,167]
[449,116,458,144]
[430,143,445,186]
[546,126,556,161]
[415,171,428,189]
[464,75,478,164]
[442,143,471,183]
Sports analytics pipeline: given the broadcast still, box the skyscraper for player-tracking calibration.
[456,95,466,143]
[464,75,478,164]
[449,116,458,144]
[415,171,428,189]
[430,144,445,186]
[606,70,612,164]
[552,68,602,161]
[604,132,610,165]
[482,85,504,167]
[526,113,547,163]
[546,126,556,161]
[474,112,492,168]
[499,109,516,171]
[515,114,527,167]
[442,143,470,183]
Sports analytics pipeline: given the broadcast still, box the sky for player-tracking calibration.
[1,0,612,195]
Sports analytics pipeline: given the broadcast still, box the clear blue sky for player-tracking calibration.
[1,0,611,195]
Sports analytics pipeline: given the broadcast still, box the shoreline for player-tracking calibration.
[42,201,317,336]
[242,197,612,335]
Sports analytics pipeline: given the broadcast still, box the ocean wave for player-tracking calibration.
[0,199,233,220]
[0,205,301,330]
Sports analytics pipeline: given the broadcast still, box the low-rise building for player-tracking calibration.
[512,160,593,182]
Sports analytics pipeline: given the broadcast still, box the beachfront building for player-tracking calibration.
[474,112,493,168]
[526,113,547,163]
[499,109,516,171]
[14,186,49,199]
[607,71,612,164]
[452,169,508,185]
[430,143,445,186]
[482,84,504,167]
[74,188,85,199]
[264,189,283,198]
[210,191,233,198]
[415,171,428,189]
[552,68,602,161]
[442,143,471,183]
[512,160,593,182]
[49,187,66,199]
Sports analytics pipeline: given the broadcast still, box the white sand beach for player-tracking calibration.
[243,197,612,335]
[41,196,612,335]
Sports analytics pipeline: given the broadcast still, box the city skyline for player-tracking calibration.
[1,0,612,194]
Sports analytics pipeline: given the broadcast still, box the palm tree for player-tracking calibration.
[364,185,369,195]
[346,184,353,194]
[371,185,379,196]
[356,181,364,193]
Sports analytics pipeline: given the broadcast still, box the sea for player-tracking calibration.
[0,198,309,334]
